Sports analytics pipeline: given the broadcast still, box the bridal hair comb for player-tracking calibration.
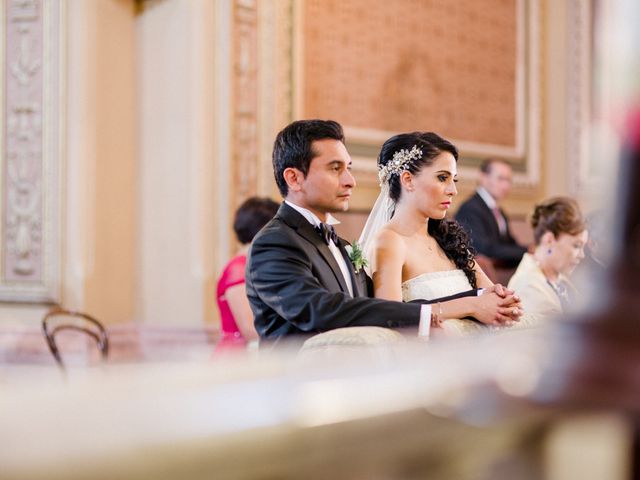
[378,145,423,185]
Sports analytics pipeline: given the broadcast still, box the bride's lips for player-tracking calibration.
[440,201,452,209]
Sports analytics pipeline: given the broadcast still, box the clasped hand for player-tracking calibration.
[476,283,523,326]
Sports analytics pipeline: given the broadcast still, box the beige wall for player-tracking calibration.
[136,0,218,326]
[61,0,137,325]
[0,0,600,328]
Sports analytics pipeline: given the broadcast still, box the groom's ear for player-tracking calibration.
[283,167,304,192]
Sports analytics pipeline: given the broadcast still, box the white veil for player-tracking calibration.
[357,183,396,276]
[358,143,424,275]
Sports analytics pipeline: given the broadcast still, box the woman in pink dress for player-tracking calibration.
[216,197,279,351]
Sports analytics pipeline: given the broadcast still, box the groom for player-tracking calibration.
[246,119,469,345]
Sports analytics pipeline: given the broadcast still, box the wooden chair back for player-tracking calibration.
[42,307,109,369]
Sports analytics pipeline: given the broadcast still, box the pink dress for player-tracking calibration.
[215,254,249,350]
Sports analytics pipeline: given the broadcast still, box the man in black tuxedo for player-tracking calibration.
[245,120,482,345]
[456,158,527,268]
[246,121,524,345]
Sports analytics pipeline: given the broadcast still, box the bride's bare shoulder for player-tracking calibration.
[373,226,407,268]
[374,225,406,250]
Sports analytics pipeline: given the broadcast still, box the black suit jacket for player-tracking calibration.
[456,192,527,267]
[245,203,477,342]
[246,203,478,345]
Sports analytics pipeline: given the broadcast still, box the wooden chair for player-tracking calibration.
[42,307,109,369]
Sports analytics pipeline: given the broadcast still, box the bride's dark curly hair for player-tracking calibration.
[378,132,478,288]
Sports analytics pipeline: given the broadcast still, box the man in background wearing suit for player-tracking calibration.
[456,158,527,269]
[245,120,514,346]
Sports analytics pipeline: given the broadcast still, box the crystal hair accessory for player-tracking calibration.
[378,145,423,185]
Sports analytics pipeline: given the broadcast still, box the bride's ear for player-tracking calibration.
[400,171,414,192]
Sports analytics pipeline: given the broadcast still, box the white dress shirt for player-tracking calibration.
[477,187,507,236]
[285,201,436,336]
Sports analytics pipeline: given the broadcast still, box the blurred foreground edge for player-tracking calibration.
[533,110,640,477]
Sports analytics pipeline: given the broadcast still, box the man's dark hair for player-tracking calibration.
[272,119,345,197]
[233,196,279,244]
[480,157,510,174]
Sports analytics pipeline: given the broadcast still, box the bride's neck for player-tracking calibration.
[391,203,429,236]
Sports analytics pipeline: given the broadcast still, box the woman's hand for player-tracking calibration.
[488,284,523,323]
[473,289,523,326]
[488,283,514,298]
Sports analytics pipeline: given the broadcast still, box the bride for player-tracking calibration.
[360,132,523,335]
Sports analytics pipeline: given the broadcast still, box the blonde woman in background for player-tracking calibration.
[508,197,588,327]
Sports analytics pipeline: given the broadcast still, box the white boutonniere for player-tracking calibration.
[345,240,368,273]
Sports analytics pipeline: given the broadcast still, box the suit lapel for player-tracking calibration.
[278,204,351,295]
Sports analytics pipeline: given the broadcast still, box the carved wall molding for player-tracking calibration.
[1,0,62,302]
[232,0,295,209]
[231,0,259,210]
[566,0,593,197]
[257,0,294,197]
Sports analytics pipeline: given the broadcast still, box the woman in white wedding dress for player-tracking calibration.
[360,132,523,335]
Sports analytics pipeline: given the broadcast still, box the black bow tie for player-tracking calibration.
[315,223,338,245]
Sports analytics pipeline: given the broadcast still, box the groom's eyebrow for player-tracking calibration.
[328,159,351,167]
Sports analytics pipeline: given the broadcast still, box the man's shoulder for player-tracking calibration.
[460,192,482,206]
[508,256,544,289]
[252,216,295,246]
[456,193,484,215]
[247,218,301,279]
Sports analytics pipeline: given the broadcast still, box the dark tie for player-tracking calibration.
[315,223,338,245]
[491,206,507,237]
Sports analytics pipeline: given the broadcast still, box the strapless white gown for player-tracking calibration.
[402,269,488,336]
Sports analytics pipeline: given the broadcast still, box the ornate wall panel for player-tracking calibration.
[0,0,61,302]
[231,0,295,215]
[566,0,593,197]
[231,0,259,210]
[249,0,542,219]
[257,0,294,198]
[293,0,541,190]
[303,0,517,147]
